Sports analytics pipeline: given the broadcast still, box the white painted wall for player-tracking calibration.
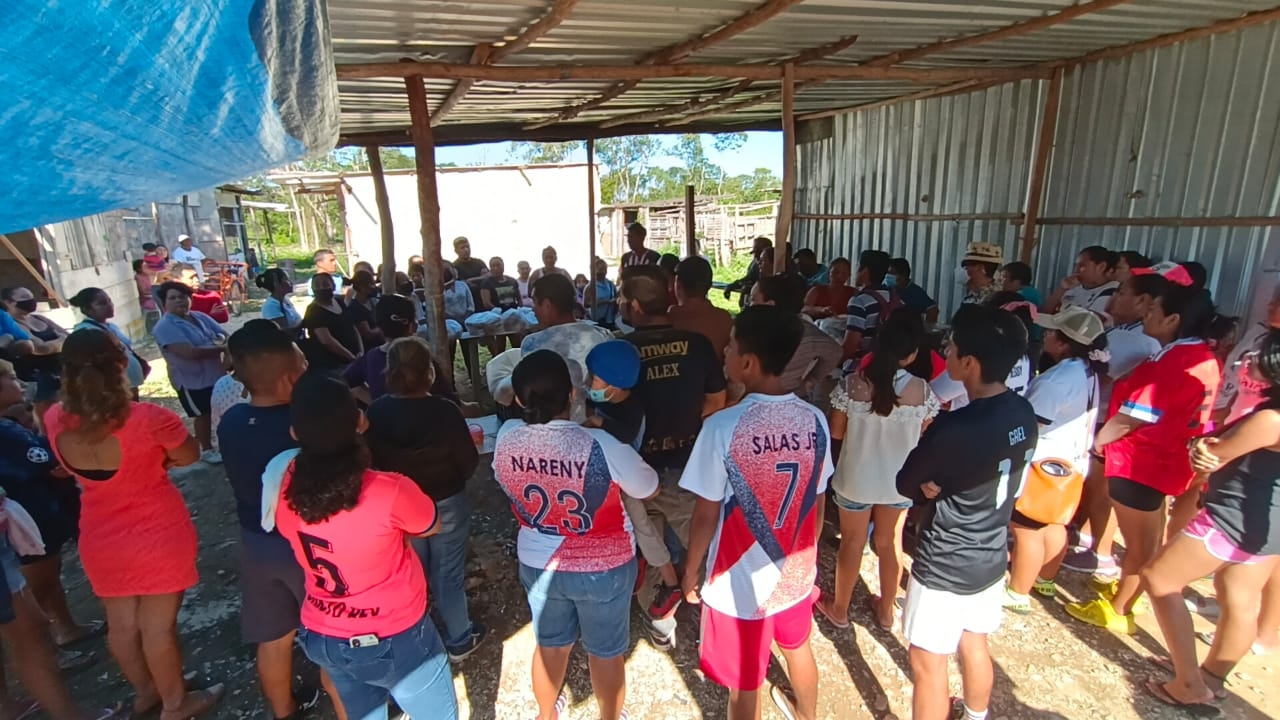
[343,164,599,278]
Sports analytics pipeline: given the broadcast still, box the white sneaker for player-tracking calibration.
[201,450,223,464]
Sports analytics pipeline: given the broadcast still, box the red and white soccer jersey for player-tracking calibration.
[680,393,834,620]
[1105,338,1220,496]
[494,419,658,573]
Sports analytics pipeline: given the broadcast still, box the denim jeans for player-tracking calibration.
[299,612,458,720]
[410,493,475,650]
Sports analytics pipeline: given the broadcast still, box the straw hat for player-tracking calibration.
[961,241,1004,265]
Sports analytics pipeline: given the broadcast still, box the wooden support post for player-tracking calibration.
[685,184,697,257]
[335,187,353,264]
[774,64,796,274]
[0,234,63,306]
[1020,68,1063,264]
[366,146,397,290]
[586,139,597,320]
[405,74,450,380]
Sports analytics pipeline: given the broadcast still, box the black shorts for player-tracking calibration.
[1108,476,1166,512]
[238,530,305,644]
[176,386,213,418]
[1010,509,1048,530]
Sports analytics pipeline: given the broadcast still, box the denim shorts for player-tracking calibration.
[519,559,637,659]
[832,490,912,513]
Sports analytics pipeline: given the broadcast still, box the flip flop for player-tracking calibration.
[1143,677,1221,718]
[134,671,201,717]
[56,619,106,649]
[1145,657,1228,699]
[158,684,225,720]
[770,684,798,720]
[814,599,850,629]
[55,648,98,673]
[865,595,894,632]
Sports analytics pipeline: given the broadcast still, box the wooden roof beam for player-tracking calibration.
[522,0,809,130]
[598,34,859,128]
[665,0,1133,125]
[864,0,1134,67]
[337,61,1028,84]
[789,5,1280,124]
[432,0,582,125]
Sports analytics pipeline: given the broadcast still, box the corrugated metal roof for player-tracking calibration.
[329,0,1280,143]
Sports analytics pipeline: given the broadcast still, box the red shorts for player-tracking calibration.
[698,588,817,691]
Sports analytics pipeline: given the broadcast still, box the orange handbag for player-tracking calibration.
[1014,458,1084,526]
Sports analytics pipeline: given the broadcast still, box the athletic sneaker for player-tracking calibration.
[1002,586,1032,615]
[200,449,223,464]
[1093,579,1149,615]
[646,623,676,651]
[648,583,682,620]
[1032,578,1057,598]
[446,623,489,663]
[1061,549,1118,576]
[1065,597,1135,635]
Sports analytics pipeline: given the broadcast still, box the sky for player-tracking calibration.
[434,131,783,175]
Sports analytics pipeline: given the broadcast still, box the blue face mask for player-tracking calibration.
[587,387,611,404]
[883,274,898,289]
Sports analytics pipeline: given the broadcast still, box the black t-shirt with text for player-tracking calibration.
[896,390,1038,594]
[479,275,522,311]
[590,393,645,449]
[626,325,726,470]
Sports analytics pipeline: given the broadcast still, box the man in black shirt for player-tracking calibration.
[217,321,344,719]
[620,265,726,648]
[895,304,1038,720]
[451,236,488,282]
[477,256,523,354]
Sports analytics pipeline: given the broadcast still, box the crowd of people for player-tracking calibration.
[0,223,1278,720]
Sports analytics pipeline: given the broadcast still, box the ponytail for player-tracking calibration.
[513,350,572,425]
[865,312,924,416]
[60,329,132,437]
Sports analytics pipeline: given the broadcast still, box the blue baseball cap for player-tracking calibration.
[586,340,641,390]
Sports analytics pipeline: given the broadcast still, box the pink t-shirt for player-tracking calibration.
[275,468,437,638]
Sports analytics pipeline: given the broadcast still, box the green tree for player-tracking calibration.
[379,148,416,169]
[595,136,663,204]
[506,141,582,164]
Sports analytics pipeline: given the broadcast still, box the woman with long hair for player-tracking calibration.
[818,311,939,631]
[43,329,222,720]
[1003,306,1108,613]
[256,268,301,333]
[275,374,458,719]
[366,337,485,660]
[70,288,146,397]
[494,350,658,720]
[1143,329,1280,711]
[1067,268,1224,634]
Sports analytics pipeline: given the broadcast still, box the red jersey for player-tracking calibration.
[1105,339,1220,495]
[190,290,228,323]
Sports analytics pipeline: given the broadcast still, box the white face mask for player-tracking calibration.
[955,266,970,286]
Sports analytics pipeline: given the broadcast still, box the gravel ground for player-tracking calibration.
[31,308,1280,720]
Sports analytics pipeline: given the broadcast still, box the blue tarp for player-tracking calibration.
[0,0,339,234]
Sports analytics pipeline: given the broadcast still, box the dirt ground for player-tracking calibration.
[35,309,1280,720]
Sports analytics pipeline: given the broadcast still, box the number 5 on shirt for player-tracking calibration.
[299,531,350,596]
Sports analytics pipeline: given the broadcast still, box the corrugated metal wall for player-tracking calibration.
[795,22,1280,317]
[795,79,1046,314]
[1033,24,1280,315]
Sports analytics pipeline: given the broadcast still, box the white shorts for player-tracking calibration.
[901,576,1004,655]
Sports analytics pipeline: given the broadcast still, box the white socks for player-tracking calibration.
[964,704,988,720]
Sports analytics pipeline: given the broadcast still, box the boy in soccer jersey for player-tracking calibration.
[895,305,1038,720]
[680,305,834,720]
